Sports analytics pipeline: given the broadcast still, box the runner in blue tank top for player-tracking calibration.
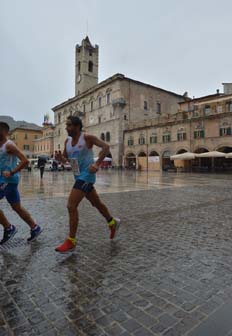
[0,122,42,244]
[55,116,120,253]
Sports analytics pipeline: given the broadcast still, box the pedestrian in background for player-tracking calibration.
[38,156,46,179]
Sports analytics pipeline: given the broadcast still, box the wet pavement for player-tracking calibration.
[1,170,232,335]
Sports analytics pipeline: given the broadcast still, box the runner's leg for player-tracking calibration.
[85,188,112,221]
[11,202,36,229]
[0,209,11,229]
[86,188,120,239]
[67,187,85,238]
[55,187,85,253]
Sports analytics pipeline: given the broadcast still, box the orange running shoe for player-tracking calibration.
[109,218,121,240]
[55,238,76,253]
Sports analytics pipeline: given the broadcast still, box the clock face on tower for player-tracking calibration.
[77,74,82,83]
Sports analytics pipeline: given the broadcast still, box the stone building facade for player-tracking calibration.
[33,124,55,158]
[10,127,42,158]
[124,84,232,171]
[52,37,186,166]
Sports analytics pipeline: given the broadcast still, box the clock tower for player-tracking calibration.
[75,36,99,96]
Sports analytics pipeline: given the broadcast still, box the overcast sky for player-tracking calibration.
[1,0,232,125]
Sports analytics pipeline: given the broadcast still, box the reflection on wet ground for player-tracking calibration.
[1,170,232,335]
[19,169,232,198]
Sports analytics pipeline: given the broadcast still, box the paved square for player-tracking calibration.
[1,171,232,335]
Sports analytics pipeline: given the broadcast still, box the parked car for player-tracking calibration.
[44,159,60,171]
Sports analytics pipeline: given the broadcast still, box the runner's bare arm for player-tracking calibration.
[2,143,29,178]
[85,134,110,171]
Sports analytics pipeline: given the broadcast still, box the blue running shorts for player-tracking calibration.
[73,179,94,193]
[0,183,20,204]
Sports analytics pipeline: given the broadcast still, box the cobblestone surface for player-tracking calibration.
[1,172,232,335]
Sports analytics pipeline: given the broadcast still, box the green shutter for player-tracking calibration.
[220,128,223,136]
[227,127,231,135]
[200,130,204,138]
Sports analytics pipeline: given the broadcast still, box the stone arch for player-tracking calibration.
[149,150,159,156]
[137,151,147,171]
[161,150,175,171]
[215,145,232,153]
[193,147,209,153]
[148,151,160,171]
[138,151,147,157]
[176,148,189,155]
[192,147,210,172]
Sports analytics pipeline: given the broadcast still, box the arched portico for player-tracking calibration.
[125,152,136,169]
[192,147,210,172]
[162,150,175,171]
[148,151,160,171]
[137,151,147,171]
[213,146,232,172]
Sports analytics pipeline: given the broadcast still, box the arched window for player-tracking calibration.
[98,96,102,108]
[106,132,110,142]
[100,133,105,141]
[90,101,94,112]
[88,61,93,72]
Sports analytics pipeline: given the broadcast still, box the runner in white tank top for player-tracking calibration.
[55,115,120,254]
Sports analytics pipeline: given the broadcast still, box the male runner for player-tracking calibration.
[55,115,120,253]
[0,122,42,244]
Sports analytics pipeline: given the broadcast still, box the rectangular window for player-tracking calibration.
[24,134,28,140]
[83,104,86,113]
[220,127,231,136]
[139,137,145,145]
[204,105,211,116]
[227,102,232,112]
[157,102,161,114]
[98,97,102,108]
[144,101,148,110]
[128,139,134,146]
[194,130,204,138]
[107,93,111,105]
[90,101,94,112]
[23,145,30,150]
[150,136,157,144]
[177,133,187,141]
[163,134,171,143]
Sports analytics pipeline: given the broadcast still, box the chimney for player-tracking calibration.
[222,83,232,95]
[216,89,220,94]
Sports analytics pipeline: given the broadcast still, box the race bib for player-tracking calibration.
[70,158,80,175]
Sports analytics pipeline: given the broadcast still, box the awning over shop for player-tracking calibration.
[170,152,195,160]
[94,157,112,162]
[195,151,226,158]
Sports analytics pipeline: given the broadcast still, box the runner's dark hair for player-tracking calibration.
[0,122,10,132]
[67,116,83,130]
